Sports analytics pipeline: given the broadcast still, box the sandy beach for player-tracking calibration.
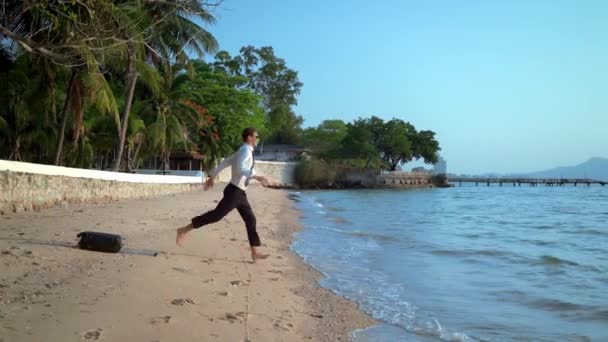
[0,184,374,341]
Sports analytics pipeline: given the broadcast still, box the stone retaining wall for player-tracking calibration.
[339,171,436,188]
[0,160,201,214]
[375,172,435,188]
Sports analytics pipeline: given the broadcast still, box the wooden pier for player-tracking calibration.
[449,177,607,187]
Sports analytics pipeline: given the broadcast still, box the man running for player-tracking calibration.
[176,127,270,261]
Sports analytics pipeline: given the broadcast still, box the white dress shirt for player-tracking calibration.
[209,144,256,190]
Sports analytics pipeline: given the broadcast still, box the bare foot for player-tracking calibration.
[176,224,193,246]
[251,251,269,262]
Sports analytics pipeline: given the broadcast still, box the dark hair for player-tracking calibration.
[242,127,257,141]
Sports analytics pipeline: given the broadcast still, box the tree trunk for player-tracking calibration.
[54,72,77,165]
[161,152,169,175]
[9,136,21,161]
[113,57,138,171]
[45,81,56,163]
[132,141,143,171]
[49,78,57,123]
[120,143,130,172]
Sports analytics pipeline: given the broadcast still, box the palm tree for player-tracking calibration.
[112,0,219,171]
[142,0,219,64]
[1,0,223,170]
[146,64,203,173]
[0,1,122,165]
[0,56,60,163]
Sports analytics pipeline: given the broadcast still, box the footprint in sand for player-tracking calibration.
[273,320,291,331]
[82,328,102,340]
[150,316,171,325]
[171,298,195,306]
[220,312,244,323]
[268,269,283,274]
[269,277,280,281]
[1,246,21,257]
[171,267,191,274]
[229,280,250,287]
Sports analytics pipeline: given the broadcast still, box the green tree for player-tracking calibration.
[0,1,120,165]
[0,0,223,171]
[411,130,440,164]
[112,0,219,171]
[378,119,414,171]
[213,46,304,144]
[335,116,440,171]
[302,119,348,157]
[145,64,202,173]
[0,56,66,163]
[214,46,302,109]
[266,104,303,145]
[188,61,267,163]
[339,123,381,168]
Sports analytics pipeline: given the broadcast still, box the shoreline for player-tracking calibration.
[274,188,377,340]
[0,184,375,341]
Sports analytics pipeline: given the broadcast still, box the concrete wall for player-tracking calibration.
[256,151,301,162]
[217,161,297,187]
[0,160,201,214]
[136,169,204,177]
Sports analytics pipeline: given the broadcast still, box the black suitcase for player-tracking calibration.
[77,231,123,253]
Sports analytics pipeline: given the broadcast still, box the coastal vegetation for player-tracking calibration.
[0,1,299,170]
[295,117,441,187]
[0,1,440,178]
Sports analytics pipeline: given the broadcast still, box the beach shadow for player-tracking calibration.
[0,238,255,262]
[0,237,77,249]
[0,237,159,257]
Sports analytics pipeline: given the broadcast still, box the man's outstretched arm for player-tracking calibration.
[252,175,270,186]
[203,154,234,190]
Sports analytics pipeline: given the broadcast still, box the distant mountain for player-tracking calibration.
[520,157,608,181]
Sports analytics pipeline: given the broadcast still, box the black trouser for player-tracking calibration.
[191,183,261,247]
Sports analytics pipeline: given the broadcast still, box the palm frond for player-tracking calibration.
[70,76,84,142]
[0,116,8,133]
[146,121,166,152]
[83,72,120,122]
[135,59,162,96]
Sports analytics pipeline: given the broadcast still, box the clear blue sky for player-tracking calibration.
[207,0,608,174]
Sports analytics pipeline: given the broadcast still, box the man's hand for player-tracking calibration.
[253,175,270,187]
[203,177,215,191]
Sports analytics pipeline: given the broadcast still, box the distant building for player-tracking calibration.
[168,151,204,171]
[138,151,204,176]
[254,144,310,162]
[433,156,447,175]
